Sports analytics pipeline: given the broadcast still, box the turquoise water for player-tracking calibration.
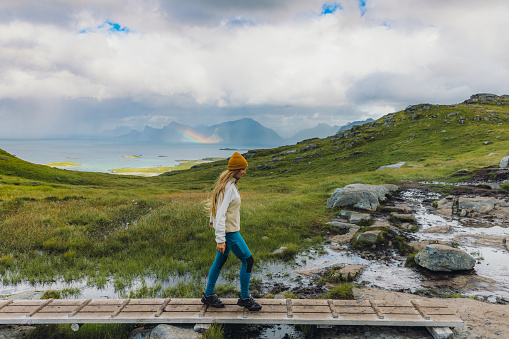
[0,139,259,174]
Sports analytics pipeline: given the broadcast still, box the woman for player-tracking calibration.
[201,152,262,311]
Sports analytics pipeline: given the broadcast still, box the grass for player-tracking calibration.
[0,98,508,288]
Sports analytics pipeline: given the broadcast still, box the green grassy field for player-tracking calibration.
[1,98,508,292]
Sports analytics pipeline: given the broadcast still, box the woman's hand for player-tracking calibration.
[209,222,214,228]
[217,242,226,253]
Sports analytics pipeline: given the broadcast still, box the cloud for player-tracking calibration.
[1,0,509,138]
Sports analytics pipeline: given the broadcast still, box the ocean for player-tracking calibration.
[0,139,261,174]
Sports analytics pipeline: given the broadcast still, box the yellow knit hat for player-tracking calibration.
[228,152,248,170]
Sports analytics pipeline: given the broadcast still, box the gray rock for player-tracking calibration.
[422,225,451,233]
[327,221,358,230]
[128,327,151,339]
[339,210,353,217]
[376,161,406,171]
[150,324,200,339]
[500,155,509,168]
[349,213,372,225]
[272,246,287,254]
[327,184,399,211]
[456,169,469,173]
[414,244,476,272]
[356,230,382,244]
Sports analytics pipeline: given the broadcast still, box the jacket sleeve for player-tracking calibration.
[214,185,233,244]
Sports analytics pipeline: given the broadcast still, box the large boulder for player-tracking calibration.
[414,244,475,272]
[436,196,509,219]
[356,230,382,244]
[500,155,509,168]
[327,184,399,210]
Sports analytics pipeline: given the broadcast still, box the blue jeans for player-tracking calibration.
[205,232,254,299]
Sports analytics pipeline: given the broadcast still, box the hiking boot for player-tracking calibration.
[237,296,262,311]
[201,293,225,308]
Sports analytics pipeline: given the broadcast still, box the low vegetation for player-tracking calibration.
[1,98,508,293]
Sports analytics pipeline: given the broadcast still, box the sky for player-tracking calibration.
[1,0,509,139]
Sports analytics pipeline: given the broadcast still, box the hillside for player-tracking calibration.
[162,94,509,189]
[0,93,508,299]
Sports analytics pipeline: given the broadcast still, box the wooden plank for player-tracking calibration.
[0,301,13,312]
[111,298,130,318]
[377,307,419,315]
[292,299,328,306]
[334,300,369,306]
[37,306,77,313]
[286,299,293,318]
[154,298,171,317]
[199,304,208,318]
[423,308,457,315]
[70,299,91,317]
[293,305,330,314]
[369,300,384,319]
[28,299,53,317]
[336,306,375,314]
[411,300,430,320]
[123,304,160,312]
[168,299,205,305]
[88,300,125,306]
[327,299,338,318]
[165,305,203,312]
[128,299,165,305]
[427,326,454,339]
[81,305,122,312]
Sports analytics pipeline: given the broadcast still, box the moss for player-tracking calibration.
[327,283,354,299]
[41,290,61,299]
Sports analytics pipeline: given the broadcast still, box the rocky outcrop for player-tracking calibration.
[414,244,476,272]
[436,196,509,219]
[500,155,509,168]
[327,184,399,210]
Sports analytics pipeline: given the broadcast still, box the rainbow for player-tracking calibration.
[174,125,221,144]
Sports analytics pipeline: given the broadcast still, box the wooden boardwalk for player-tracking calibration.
[0,298,463,329]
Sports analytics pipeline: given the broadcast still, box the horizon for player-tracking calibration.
[1,1,509,139]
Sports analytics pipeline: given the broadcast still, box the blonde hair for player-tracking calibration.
[209,169,242,218]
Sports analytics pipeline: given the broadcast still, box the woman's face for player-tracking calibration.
[233,168,247,179]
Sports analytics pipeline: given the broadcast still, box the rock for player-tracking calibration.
[456,169,469,173]
[390,212,417,223]
[329,226,360,244]
[0,325,36,339]
[349,213,371,225]
[408,240,450,252]
[128,327,151,339]
[370,220,391,228]
[272,246,287,254]
[295,268,320,276]
[327,184,399,210]
[488,153,500,156]
[500,155,509,168]
[376,161,406,171]
[423,225,451,233]
[437,196,509,219]
[339,210,353,217]
[327,221,357,230]
[399,222,416,231]
[330,245,345,251]
[337,265,364,280]
[356,230,382,244]
[414,244,476,272]
[150,324,200,339]
[193,324,210,333]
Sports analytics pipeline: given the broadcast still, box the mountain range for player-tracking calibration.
[117,118,373,146]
